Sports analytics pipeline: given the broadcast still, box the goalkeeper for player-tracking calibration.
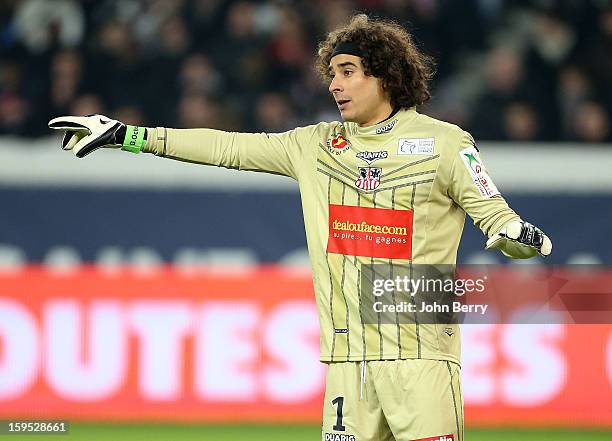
[49,14,551,441]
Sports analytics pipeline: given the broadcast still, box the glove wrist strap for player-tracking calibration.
[122,125,146,153]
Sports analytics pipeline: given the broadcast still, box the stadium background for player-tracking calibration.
[0,0,611,440]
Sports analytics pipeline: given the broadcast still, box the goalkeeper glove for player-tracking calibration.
[48,114,146,158]
[485,220,552,259]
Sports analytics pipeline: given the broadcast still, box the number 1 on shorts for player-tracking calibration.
[331,396,346,431]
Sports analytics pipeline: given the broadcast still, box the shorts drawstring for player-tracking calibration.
[359,360,367,400]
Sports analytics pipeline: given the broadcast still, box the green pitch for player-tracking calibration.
[3,423,612,440]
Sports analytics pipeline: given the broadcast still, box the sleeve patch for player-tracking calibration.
[459,146,500,198]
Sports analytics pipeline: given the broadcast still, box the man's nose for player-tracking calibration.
[329,76,343,94]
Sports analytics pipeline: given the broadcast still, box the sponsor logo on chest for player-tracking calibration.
[327,205,413,259]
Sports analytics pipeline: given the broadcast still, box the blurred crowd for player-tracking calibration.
[0,0,610,142]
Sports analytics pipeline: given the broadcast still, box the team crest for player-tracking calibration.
[327,133,351,155]
[355,167,382,192]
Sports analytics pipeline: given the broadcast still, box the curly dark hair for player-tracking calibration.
[316,14,435,109]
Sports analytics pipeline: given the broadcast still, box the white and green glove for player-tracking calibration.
[486,220,552,259]
[48,114,146,158]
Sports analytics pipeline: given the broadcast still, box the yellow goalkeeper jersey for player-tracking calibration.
[144,107,519,365]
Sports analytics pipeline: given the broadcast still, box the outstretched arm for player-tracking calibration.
[48,114,319,180]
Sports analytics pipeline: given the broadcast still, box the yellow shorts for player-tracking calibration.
[322,359,463,441]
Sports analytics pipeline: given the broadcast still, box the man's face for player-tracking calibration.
[328,54,392,127]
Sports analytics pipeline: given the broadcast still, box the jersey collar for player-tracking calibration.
[350,107,418,136]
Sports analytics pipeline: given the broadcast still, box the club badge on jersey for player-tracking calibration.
[355,167,382,192]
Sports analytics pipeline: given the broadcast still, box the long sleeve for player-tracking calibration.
[143,125,321,181]
[447,131,520,237]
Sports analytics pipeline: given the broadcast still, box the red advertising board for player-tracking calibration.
[0,266,611,427]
